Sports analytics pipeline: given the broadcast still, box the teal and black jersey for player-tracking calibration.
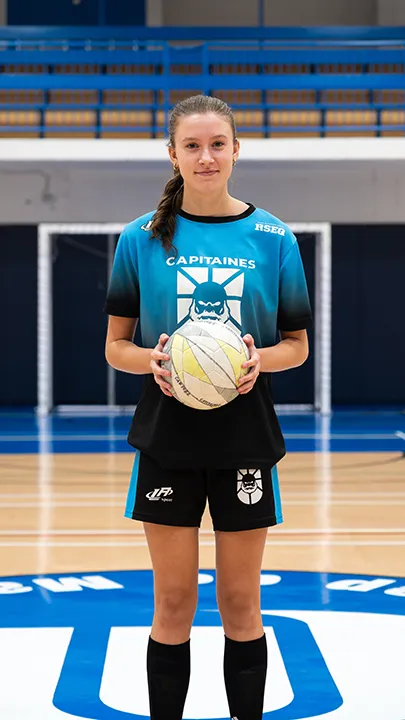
[105,203,312,469]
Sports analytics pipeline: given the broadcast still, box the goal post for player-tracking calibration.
[37,222,331,416]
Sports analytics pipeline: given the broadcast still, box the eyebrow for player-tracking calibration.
[181,134,228,142]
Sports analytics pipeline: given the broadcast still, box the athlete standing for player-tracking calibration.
[105,94,312,720]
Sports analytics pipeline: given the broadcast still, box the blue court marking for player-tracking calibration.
[0,569,404,719]
[0,410,404,454]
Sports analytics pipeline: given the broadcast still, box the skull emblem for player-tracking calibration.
[237,469,263,505]
[189,281,230,323]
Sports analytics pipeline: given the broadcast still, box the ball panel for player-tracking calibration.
[217,386,239,403]
[171,348,184,382]
[183,372,227,407]
[171,333,184,352]
[186,338,237,388]
[170,369,215,409]
[216,340,246,382]
[182,345,211,384]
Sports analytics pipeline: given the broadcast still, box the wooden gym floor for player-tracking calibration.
[0,411,404,579]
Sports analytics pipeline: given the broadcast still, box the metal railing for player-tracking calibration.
[1,31,405,137]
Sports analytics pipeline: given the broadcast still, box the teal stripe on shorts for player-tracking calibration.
[125,451,140,519]
[271,465,283,524]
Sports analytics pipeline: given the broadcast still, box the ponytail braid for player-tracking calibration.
[150,167,184,254]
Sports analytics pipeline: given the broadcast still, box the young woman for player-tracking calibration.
[105,94,312,720]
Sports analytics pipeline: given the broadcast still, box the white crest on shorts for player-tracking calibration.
[176,266,245,333]
[237,469,263,505]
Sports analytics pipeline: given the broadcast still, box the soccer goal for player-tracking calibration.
[37,222,331,416]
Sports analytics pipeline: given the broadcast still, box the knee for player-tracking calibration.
[217,588,260,634]
[155,586,197,629]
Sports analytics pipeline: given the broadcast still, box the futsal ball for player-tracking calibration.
[162,320,250,410]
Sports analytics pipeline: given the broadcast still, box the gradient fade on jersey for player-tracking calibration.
[105,205,312,349]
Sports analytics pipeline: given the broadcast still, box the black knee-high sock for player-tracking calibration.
[147,637,190,720]
[224,634,267,720]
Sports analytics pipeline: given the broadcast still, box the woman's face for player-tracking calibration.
[169,112,239,194]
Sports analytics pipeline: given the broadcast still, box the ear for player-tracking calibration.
[168,147,177,165]
[233,138,240,163]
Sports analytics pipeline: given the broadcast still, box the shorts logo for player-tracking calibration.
[146,487,173,502]
[237,469,263,505]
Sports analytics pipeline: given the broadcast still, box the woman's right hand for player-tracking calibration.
[150,333,173,397]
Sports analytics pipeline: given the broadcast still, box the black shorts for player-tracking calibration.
[125,452,283,532]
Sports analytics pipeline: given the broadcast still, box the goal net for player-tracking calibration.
[37,222,331,416]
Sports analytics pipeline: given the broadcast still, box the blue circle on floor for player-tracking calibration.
[0,569,404,719]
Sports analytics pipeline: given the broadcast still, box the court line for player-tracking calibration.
[1,528,404,536]
[1,539,405,547]
[0,433,401,442]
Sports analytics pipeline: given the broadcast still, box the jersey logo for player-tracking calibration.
[176,266,244,333]
[140,220,153,232]
[237,469,263,504]
[255,223,285,235]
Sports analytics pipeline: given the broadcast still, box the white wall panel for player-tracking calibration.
[265,0,377,25]
[377,0,405,25]
[0,0,6,25]
[161,0,377,27]
[1,160,405,224]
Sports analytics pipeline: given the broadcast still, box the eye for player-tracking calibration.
[213,141,225,147]
[186,143,198,149]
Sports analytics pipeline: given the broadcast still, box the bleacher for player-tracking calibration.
[1,26,405,138]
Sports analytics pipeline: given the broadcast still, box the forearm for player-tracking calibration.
[257,337,308,373]
[106,339,153,375]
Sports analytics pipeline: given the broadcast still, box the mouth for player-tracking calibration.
[195,170,218,176]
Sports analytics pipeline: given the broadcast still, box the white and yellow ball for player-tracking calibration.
[162,320,250,410]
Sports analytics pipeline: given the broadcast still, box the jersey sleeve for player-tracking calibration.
[104,229,140,318]
[277,233,313,331]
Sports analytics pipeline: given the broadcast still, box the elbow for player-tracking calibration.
[300,340,309,366]
[295,338,309,367]
[105,342,116,369]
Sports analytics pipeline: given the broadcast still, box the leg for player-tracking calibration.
[126,452,206,720]
[216,528,268,720]
[144,522,199,644]
[209,464,282,638]
[127,451,206,643]
[144,523,199,720]
[216,527,267,641]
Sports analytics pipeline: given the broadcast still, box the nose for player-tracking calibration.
[199,147,214,165]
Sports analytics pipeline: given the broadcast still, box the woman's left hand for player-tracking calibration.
[238,334,261,395]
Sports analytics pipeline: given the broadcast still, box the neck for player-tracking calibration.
[181,188,245,217]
